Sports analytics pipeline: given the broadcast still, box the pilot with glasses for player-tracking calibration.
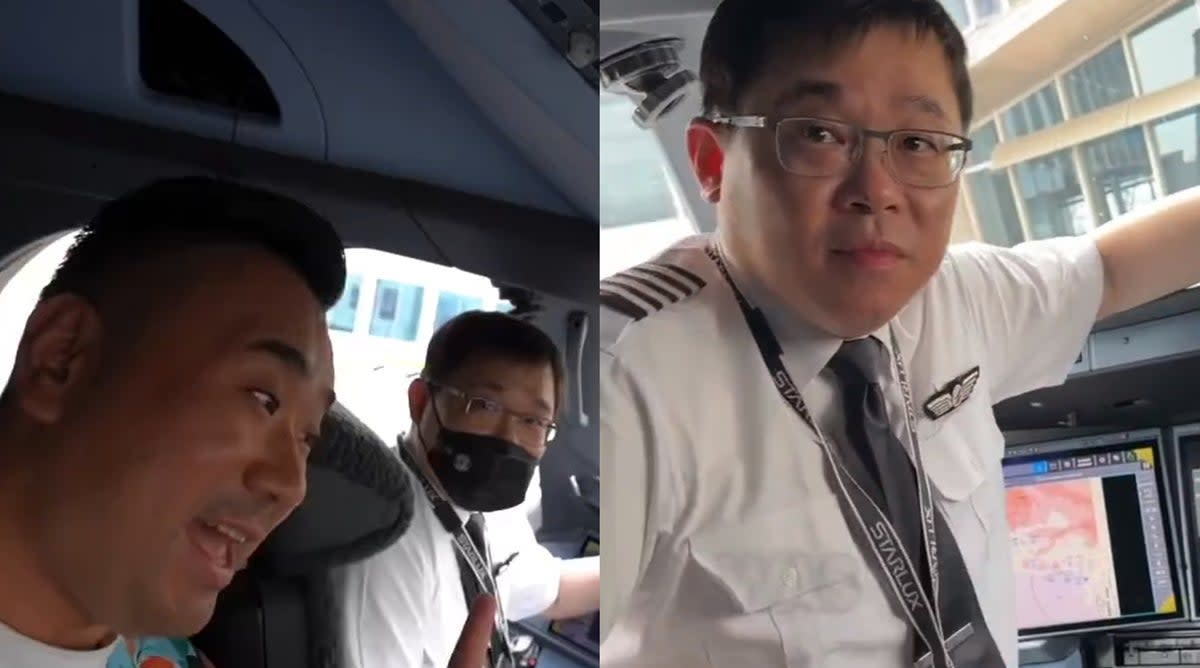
[334,310,600,668]
[600,1,1200,667]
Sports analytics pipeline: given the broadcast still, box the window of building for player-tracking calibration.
[941,0,970,29]
[433,291,485,331]
[1152,105,1200,195]
[1130,1,1200,97]
[327,274,362,332]
[1001,83,1064,138]
[964,121,1024,247]
[967,122,1000,167]
[972,0,1003,23]
[1063,41,1135,116]
[968,170,1024,246]
[1081,127,1158,225]
[1014,149,1091,239]
[368,280,424,341]
[941,0,1004,31]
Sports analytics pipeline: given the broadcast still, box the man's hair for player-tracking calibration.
[40,176,347,309]
[422,310,566,416]
[700,0,973,130]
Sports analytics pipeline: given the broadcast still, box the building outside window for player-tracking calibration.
[1129,1,1200,96]
[964,121,1024,246]
[1081,127,1158,225]
[327,274,361,332]
[369,280,424,341]
[433,291,484,331]
[1014,150,1090,239]
[949,0,1200,248]
[1152,105,1200,195]
[940,0,1005,31]
[1062,41,1135,116]
[1001,83,1065,139]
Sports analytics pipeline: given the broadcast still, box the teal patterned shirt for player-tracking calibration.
[107,637,212,668]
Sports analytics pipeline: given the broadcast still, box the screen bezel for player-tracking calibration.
[1003,428,1186,639]
[1171,423,1200,621]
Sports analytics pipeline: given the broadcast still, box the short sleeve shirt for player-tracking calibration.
[598,233,1105,667]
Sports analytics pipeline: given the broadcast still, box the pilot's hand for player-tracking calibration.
[448,594,496,668]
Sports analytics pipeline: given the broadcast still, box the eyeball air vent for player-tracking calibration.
[600,37,696,129]
[139,0,281,121]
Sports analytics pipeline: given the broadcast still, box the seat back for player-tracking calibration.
[193,403,412,668]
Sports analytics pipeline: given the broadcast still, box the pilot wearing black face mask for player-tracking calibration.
[332,311,601,668]
[416,379,544,513]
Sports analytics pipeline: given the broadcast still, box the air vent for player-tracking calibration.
[508,0,598,89]
[139,0,280,120]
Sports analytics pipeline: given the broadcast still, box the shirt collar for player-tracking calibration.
[401,432,471,524]
[714,241,902,387]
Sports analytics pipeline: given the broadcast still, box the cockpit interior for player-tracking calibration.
[0,1,600,667]
[601,1,1200,667]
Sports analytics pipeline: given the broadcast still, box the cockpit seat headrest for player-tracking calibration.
[252,401,413,576]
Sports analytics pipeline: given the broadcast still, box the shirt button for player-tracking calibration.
[783,566,799,590]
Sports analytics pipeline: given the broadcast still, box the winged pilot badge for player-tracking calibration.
[922,366,981,420]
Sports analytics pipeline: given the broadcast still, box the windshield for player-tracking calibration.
[599,93,697,278]
[598,0,1200,264]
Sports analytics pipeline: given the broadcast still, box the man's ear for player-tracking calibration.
[687,117,727,203]
[407,377,430,425]
[9,295,104,424]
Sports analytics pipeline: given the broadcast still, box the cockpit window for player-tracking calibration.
[599,93,697,278]
[327,274,361,333]
[368,280,425,341]
[955,1,1200,249]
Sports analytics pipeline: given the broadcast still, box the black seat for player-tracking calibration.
[193,402,413,668]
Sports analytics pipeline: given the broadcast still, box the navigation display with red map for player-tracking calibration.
[1008,478,1120,628]
[1003,432,1182,638]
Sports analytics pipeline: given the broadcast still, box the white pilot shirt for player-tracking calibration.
[599,233,1104,668]
[333,460,563,668]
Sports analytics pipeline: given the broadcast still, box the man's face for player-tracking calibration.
[690,24,963,338]
[414,354,556,460]
[15,246,335,636]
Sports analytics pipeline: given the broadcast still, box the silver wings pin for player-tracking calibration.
[922,366,981,420]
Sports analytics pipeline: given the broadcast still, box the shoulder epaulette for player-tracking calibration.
[600,261,707,321]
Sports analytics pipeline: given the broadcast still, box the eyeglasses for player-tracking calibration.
[709,114,972,189]
[430,381,558,445]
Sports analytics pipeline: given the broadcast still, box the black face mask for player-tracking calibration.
[425,425,538,512]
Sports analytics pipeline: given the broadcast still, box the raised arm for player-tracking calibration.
[1094,184,1200,319]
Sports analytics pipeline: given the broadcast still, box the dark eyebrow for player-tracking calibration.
[249,339,310,376]
[471,380,553,415]
[775,80,949,124]
[774,79,841,110]
[897,94,948,122]
[248,339,337,407]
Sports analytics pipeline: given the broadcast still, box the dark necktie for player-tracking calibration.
[825,338,1005,666]
[826,337,923,561]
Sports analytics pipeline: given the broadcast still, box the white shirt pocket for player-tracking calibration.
[917,396,1003,570]
[684,509,869,667]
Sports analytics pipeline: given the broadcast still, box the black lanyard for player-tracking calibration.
[705,244,955,667]
[397,445,516,667]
